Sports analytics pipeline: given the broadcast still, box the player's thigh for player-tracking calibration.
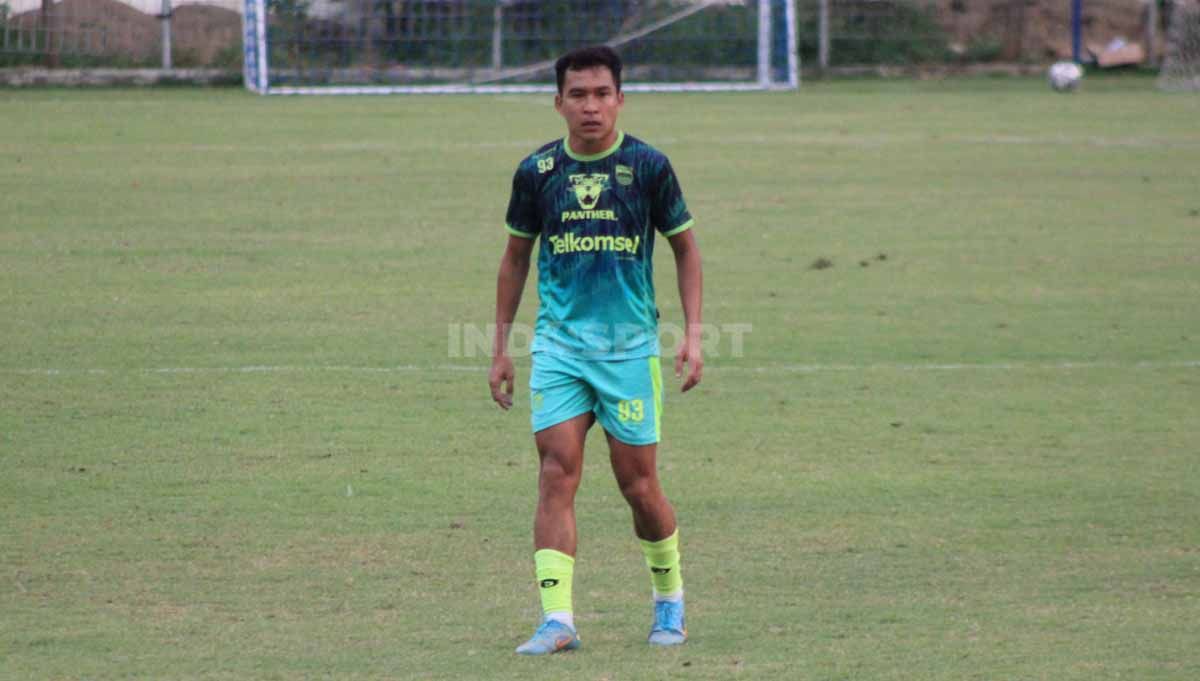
[588,356,663,446]
[534,411,594,486]
[606,430,661,493]
[530,352,597,439]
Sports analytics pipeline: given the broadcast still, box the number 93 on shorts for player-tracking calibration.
[529,352,664,445]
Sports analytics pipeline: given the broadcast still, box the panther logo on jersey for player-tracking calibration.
[568,173,609,210]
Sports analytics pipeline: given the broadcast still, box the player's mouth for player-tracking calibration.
[581,121,602,131]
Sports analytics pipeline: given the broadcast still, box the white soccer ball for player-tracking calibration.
[1047,61,1083,92]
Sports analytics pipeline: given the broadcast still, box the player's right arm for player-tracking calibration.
[490,235,534,410]
[490,162,541,410]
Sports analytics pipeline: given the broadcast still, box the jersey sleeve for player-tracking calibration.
[650,157,694,237]
[504,164,540,239]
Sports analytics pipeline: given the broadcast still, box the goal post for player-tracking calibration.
[242,0,269,92]
[241,0,799,95]
[1159,0,1200,91]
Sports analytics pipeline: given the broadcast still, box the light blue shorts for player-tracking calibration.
[530,352,664,445]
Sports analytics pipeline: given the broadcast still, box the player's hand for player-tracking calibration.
[489,354,516,410]
[674,337,703,393]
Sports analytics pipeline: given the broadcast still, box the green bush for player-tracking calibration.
[799,0,953,66]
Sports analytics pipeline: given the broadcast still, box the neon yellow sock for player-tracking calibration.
[640,529,683,598]
[534,549,574,617]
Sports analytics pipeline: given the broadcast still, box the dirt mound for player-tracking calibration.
[172,5,242,65]
[11,0,241,66]
[935,0,1154,61]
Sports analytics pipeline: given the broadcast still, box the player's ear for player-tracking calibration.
[554,93,564,113]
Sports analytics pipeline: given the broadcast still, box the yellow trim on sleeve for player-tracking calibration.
[662,218,694,238]
[505,224,536,239]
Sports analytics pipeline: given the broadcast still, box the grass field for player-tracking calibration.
[2,77,1199,680]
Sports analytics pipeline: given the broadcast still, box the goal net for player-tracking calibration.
[1159,0,1200,91]
[242,0,798,94]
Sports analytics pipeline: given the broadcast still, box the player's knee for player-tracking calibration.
[538,453,581,496]
[618,475,659,507]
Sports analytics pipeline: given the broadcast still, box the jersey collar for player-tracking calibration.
[562,131,624,162]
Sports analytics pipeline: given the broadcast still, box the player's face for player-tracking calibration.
[556,66,624,155]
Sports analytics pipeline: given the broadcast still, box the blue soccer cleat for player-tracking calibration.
[648,599,687,646]
[515,619,581,656]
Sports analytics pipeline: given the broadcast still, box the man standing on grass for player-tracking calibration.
[488,45,704,655]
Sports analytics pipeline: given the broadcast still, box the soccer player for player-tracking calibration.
[488,45,704,655]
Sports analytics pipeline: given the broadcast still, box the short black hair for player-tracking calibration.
[555,45,622,94]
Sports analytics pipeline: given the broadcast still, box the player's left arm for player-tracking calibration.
[668,228,703,392]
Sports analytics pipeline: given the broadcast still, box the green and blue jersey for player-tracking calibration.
[505,131,694,360]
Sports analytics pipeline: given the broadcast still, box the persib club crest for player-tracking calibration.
[568,173,609,210]
[615,164,634,186]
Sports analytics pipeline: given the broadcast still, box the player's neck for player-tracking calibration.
[567,130,620,158]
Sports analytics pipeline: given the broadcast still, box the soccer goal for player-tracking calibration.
[1159,0,1200,91]
[242,0,798,94]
